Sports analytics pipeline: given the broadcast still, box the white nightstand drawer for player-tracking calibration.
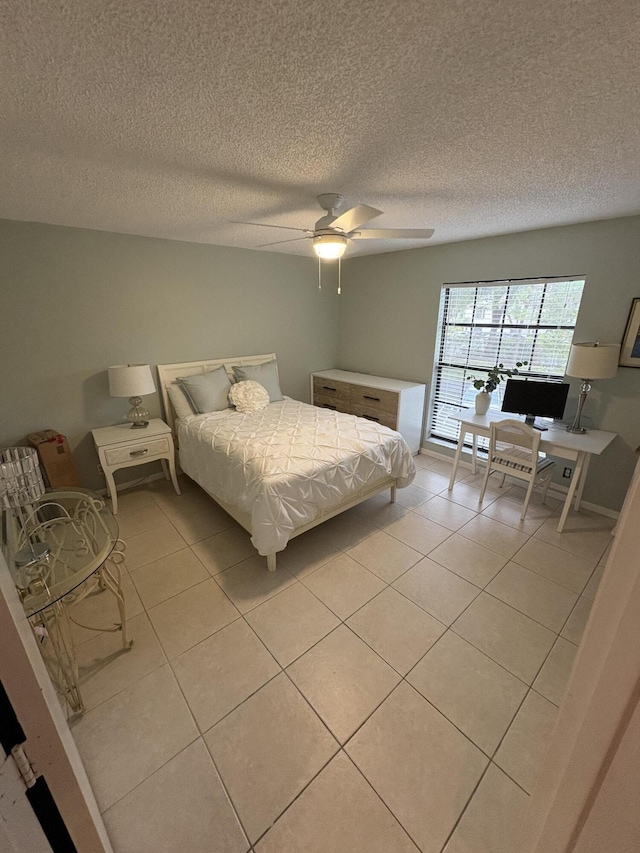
[103,436,171,467]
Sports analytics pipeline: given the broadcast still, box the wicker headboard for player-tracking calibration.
[156,353,277,435]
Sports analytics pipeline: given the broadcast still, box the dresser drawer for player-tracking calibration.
[103,436,171,466]
[314,393,350,413]
[349,385,398,416]
[351,403,397,431]
[313,376,350,403]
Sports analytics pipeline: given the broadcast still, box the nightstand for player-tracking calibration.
[92,418,180,513]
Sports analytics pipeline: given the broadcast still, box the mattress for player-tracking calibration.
[177,399,416,555]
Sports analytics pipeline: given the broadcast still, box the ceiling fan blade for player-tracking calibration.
[330,204,382,233]
[352,228,435,240]
[256,236,311,248]
[231,220,311,234]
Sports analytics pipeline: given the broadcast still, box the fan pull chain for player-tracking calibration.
[338,257,342,295]
[318,256,322,290]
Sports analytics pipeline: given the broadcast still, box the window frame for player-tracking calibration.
[429,276,585,446]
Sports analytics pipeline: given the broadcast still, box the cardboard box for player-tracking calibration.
[27,430,81,489]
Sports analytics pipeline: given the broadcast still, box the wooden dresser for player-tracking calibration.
[310,369,426,454]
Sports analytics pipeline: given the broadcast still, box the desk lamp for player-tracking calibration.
[565,342,620,433]
[108,364,156,428]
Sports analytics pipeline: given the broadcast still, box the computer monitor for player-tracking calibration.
[501,379,570,429]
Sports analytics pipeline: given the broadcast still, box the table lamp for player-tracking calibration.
[565,342,620,433]
[108,364,156,428]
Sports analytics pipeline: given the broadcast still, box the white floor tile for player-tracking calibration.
[533,511,615,563]
[408,632,527,755]
[277,526,342,579]
[494,690,558,792]
[346,530,422,583]
[394,484,433,510]
[123,523,187,571]
[347,683,487,853]
[512,537,595,594]
[130,548,209,609]
[171,619,280,732]
[412,468,452,493]
[191,527,255,575]
[583,563,605,601]
[458,515,529,560]
[347,588,445,675]
[413,496,478,531]
[481,494,554,535]
[445,482,501,511]
[444,763,529,853]
[71,665,198,811]
[214,555,296,613]
[385,513,452,555]
[245,583,340,667]
[452,593,555,683]
[205,674,338,843]
[561,595,593,645]
[116,503,169,539]
[301,553,385,620]
[76,612,166,711]
[533,637,578,706]
[69,570,143,646]
[255,752,418,853]
[428,534,507,587]
[287,626,400,744]
[147,578,240,659]
[103,739,248,853]
[487,562,578,632]
[171,506,235,545]
[392,558,480,626]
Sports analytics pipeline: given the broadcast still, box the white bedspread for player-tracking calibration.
[177,399,415,555]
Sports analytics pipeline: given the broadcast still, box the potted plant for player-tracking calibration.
[468,361,528,415]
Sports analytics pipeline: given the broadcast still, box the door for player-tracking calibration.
[0,741,52,853]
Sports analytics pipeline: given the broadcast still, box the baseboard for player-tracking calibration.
[418,446,620,520]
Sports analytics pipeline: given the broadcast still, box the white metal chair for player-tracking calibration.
[479,419,555,521]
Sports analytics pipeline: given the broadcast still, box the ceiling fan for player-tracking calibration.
[233,193,435,259]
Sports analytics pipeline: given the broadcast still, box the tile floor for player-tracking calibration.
[66,456,614,852]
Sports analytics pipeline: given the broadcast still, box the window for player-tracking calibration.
[430,277,585,444]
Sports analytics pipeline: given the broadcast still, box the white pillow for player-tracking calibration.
[167,383,194,420]
[228,380,270,413]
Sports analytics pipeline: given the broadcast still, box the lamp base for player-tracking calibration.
[127,396,150,428]
[566,426,587,434]
[566,381,591,434]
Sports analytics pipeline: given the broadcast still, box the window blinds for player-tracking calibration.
[430,278,585,444]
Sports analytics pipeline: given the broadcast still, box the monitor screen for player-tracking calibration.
[501,379,570,421]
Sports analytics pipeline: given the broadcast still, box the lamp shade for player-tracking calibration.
[108,364,156,398]
[566,342,620,380]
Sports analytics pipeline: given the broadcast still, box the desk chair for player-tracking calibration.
[479,419,556,521]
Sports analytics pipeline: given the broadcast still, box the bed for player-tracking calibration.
[157,354,416,571]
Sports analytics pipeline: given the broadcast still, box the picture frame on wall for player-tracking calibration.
[619,298,640,367]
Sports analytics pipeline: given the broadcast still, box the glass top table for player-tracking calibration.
[3,488,131,714]
[9,489,120,617]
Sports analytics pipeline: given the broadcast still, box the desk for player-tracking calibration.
[447,411,616,532]
[5,489,131,713]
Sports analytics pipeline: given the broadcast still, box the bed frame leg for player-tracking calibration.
[390,485,397,503]
[267,553,277,572]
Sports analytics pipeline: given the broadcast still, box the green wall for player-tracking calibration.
[0,220,340,489]
[337,216,640,512]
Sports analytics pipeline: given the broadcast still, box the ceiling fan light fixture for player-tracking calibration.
[313,233,347,259]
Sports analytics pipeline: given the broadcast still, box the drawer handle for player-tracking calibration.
[362,415,380,422]
[129,448,149,457]
[322,385,337,392]
[363,395,381,402]
[322,404,337,410]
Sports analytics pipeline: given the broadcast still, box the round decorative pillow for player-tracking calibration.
[228,380,270,414]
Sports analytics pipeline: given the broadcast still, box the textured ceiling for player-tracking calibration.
[1,0,639,257]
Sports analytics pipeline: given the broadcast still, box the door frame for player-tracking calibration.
[519,453,640,850]
[0,552,112,853]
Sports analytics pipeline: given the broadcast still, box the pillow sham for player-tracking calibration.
[167,383,194,420]
[177,365,232,413]
[231,359,283,402]
[228,380,270,413]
